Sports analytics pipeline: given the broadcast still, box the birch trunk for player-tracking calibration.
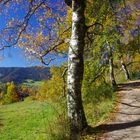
[108,47,117,87]
[67,0,87,137]
[120,56,130,80]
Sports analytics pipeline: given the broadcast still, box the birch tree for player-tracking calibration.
[119,55,130,80]
[0,0,88,137]
[107,43,117,87]
[65,0,88,137]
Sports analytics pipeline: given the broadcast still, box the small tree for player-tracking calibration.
[38,66,65,101]
[4,82,19,104]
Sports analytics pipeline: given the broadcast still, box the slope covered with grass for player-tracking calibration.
[0,99,62,140]
[0,94,117,140]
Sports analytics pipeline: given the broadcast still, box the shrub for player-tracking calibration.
[37,66,66,101]
[3,82,19,104]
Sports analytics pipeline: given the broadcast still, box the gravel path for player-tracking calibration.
[102,80,140,140]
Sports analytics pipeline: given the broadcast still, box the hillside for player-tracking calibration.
[0,100,59,140]
[0,67,50,83]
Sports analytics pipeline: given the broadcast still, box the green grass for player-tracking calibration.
[130,71,140,80]
[0,84,117,140]
[0,95,117,140]
[84,93,117,127]
[22,81,44,88]
[0,98,66,140]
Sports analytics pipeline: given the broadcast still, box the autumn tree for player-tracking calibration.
[84,0,139,85]
[109,0,140,80]
[38,66,65,101]
[0,0,88,137]
[0,0,139,139]
[4,82,19,104]
[64,0,88,138]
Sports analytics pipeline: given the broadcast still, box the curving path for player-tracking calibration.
[101,80,140,140]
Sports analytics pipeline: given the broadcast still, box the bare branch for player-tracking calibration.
[39,57,56,65]
[89,67,106,85]
[86,22,103,30]
[41,39,65,57]
[61,67,68,78]
[64,0,72,8]
[61,67,68,97]
[0,1,44,50]
[0,0,12,5]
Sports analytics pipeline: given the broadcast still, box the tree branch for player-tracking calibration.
[0,1,44,50]
[64,0,72,8]
[86,22,103,30]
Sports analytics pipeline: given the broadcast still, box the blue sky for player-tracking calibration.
[0,0,139,67]
[0,0,67,67]
[0,47,42,67]
[0,47,67,67]
[0,12,29,67]
[0,2,37,67]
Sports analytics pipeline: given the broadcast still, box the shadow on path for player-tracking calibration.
[84,80,140,137]
[116,101,140,108]
[118,81,140,91]
[86,119,140,135]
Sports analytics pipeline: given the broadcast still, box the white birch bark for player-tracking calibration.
[108,46,117,87]
[120,55,130,80]
[67,0,87,137]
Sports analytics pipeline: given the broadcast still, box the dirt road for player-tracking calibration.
[102,80,140,140]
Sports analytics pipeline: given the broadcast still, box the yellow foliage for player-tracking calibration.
[38,66,67,102]
[4,82,19,104]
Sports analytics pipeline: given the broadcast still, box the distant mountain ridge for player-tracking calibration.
[0,67,50,83]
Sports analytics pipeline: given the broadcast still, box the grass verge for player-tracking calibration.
[0,98,68,140]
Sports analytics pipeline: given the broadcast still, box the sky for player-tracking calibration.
[0,47,67,67]
[0,0,66,67]
[0,0,139,67]
[0,47,42,67]
[0,2,37,67]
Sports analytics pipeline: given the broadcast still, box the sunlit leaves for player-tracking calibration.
[0,0,69,64]
[38,66,66,101]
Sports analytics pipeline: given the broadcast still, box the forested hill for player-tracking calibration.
[0,67,50,83]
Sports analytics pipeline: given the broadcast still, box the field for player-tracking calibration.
[0,93,117,140]
[0,99,63,140]
[21,80,45,88]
